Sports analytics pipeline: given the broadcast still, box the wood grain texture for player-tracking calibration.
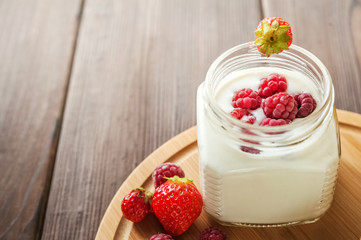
[41,1,262,239]
[262,0,361,113]
[96,110,361,240]
[0,0,82,239]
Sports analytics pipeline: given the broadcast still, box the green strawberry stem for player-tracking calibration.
[135,187,153,204]
[254,20,290,57]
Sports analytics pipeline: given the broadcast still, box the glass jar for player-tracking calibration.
[197,43,341,227]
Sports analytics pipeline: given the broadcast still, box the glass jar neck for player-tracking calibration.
[203,43,334,147]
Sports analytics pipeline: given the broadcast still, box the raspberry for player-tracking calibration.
[232,88,261,110]
[294,93,317,118]
[262,93,298,121]
[241,146,261,154]
[240,129,260,154]
[230,108,248,120]
[258,73,287,98]
[150,233,174,240]
[152,163,185,189]
[242,115,256,124]
[261,118,289,126]
[200,227,227,240]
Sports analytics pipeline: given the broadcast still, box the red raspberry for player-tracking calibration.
[294,93,317,118]
[121,188,152,222]
[232,88,261,110]
[152,163,185,189]
[230,108,248,120]
[262,93,298,121]
[258,73,287,98]
[242,115,256,124]
[150,233,174,240]
[241,146,260,154]
[200,227,227,240]
[240,129,260,154]
[261,118,289,126]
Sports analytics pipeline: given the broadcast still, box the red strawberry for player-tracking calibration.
[152,176,203,236]
[121,187,153,222]
[254,17,293,57]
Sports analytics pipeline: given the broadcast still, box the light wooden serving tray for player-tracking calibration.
[96,109,361,240]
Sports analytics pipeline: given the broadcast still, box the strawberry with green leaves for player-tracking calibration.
[152,176,203,236]
[255,17,293,57]
[121,187,153,223]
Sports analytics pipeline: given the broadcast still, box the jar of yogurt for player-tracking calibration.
[197,43,341,227]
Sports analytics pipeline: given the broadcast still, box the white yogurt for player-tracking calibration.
[197,67,340,225]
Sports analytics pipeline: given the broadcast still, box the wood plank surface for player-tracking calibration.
[41,1,262,239]
[0,0,83,239]
[262,0,361,113]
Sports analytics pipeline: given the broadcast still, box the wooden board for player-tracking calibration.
[0,0,82,239]
[96,109,361,240]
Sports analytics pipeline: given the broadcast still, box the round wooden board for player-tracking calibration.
[96,109,361,240]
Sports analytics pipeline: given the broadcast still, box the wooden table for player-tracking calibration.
[0,1,360,239]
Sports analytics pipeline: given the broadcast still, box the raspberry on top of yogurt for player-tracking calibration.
[232,88,262,109]
[262,92,298,121]
[294,93,317,118]
[229,72,317,126]
[258,73,288,98]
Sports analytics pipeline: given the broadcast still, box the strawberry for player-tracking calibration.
[121,187,153,223]
[152,176,203,236]
[254,17,293,57]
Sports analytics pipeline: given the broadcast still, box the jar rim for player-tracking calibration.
[204,42,334,136]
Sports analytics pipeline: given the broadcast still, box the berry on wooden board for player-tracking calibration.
[150,233,174,240]
[121,187,153,223]
[152,176,203,236]
[200,226,227,240]
[152,163,185,189]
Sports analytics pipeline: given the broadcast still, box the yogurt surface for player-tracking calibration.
[215,67,320,125]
